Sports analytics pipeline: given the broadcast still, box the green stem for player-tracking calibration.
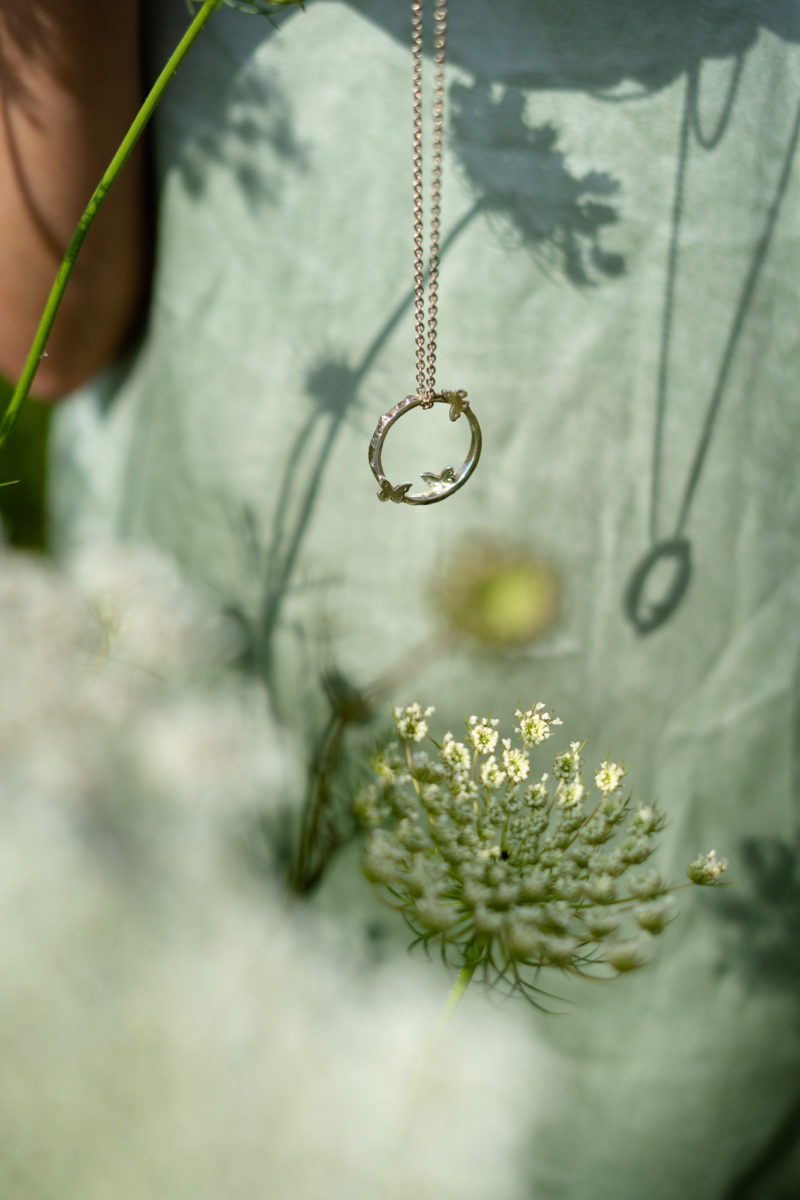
[424,946,481,1054]
[0,0,223,450]
[380,948,481,1197]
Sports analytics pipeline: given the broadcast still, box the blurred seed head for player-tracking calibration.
[433,541,561,649]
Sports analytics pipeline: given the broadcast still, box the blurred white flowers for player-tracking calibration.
[0,547,533,1200]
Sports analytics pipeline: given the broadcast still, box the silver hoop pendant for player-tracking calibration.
[368,390,482,506]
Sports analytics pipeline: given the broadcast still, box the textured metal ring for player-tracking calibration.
[368,390,482,506]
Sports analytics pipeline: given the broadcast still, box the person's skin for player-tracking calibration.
[0,0,147,398]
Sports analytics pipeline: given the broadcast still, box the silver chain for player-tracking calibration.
[411,0,447,406]
[368,0,482,508]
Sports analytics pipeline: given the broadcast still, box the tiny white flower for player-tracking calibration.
[468,715,500,755]
[501,738,530,784]
[595,760,625,794]
[480,755,506,790]
[392,702,435,743]
[525,775,549,807]
[477,844,502,861]
[371,750,397,782]
[451,777,478,806]
[514,702,562,747]
[558,780,585,808]
[440,732,472,774]
[553,742,581,782]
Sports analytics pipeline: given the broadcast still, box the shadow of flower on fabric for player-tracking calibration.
[714,836,800,997]
[175,68,308,209]
[450,82,624,285]
[711,835,800,1199]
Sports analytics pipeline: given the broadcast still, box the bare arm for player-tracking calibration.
[0,0,148,398]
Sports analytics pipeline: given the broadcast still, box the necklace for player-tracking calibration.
[368,0,482,506]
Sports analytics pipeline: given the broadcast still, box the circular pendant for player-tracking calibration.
[368,390,482,506]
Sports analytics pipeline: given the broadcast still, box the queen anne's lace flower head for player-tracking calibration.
[467,715,500,755]
[357,702,727,1007]
[515,702,562,747]
[595,760,626,794]
[392,702,435,743]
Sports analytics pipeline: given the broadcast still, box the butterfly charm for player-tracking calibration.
[377,476,412,503]
[420,465,456,487]
[438,389,469,421]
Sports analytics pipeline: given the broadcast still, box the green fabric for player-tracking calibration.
[50,2,800,1195]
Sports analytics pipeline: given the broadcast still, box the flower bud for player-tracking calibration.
[605,939,652,973]
[687,849,728,885]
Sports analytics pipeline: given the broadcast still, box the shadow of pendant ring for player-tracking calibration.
[368,391,482,506]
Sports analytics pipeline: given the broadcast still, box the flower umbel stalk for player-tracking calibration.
[425,944,481,1053]
[0,0,224,450]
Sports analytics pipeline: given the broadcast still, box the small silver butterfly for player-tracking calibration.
[420,465,456,486]
[438,389,469,421]
[377,477,412,503]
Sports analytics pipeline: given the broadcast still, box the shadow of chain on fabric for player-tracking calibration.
[623,64,800,634]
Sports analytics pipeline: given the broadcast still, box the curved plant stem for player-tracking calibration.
[0,0,223,450]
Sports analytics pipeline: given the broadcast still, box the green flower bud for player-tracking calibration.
[631,805,666,835]
[519,869,551,901]
[619,836,653,864]
[582,815,613,845]
[634,897,677,934]
[416,898,459,933]
[582,908,620,939]
[687,849,728,885]
[627,869,667,899]
[540,934,580,966]
[605,939,652,973]
[494,883,521,908]
[473,905,505,936]
[584,873,617,904]
[536,902,572,934]
[506,921,544,961]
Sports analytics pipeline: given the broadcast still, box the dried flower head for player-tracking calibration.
[357,703,727,1007]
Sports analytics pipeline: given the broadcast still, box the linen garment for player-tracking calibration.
[50,2,800,1196]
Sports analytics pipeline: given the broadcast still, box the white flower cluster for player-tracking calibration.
[515,702,562,747]
[468,714,501,754]
[393,702,435,743]
[357,703,728,1002]
[0,550,533,1200]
